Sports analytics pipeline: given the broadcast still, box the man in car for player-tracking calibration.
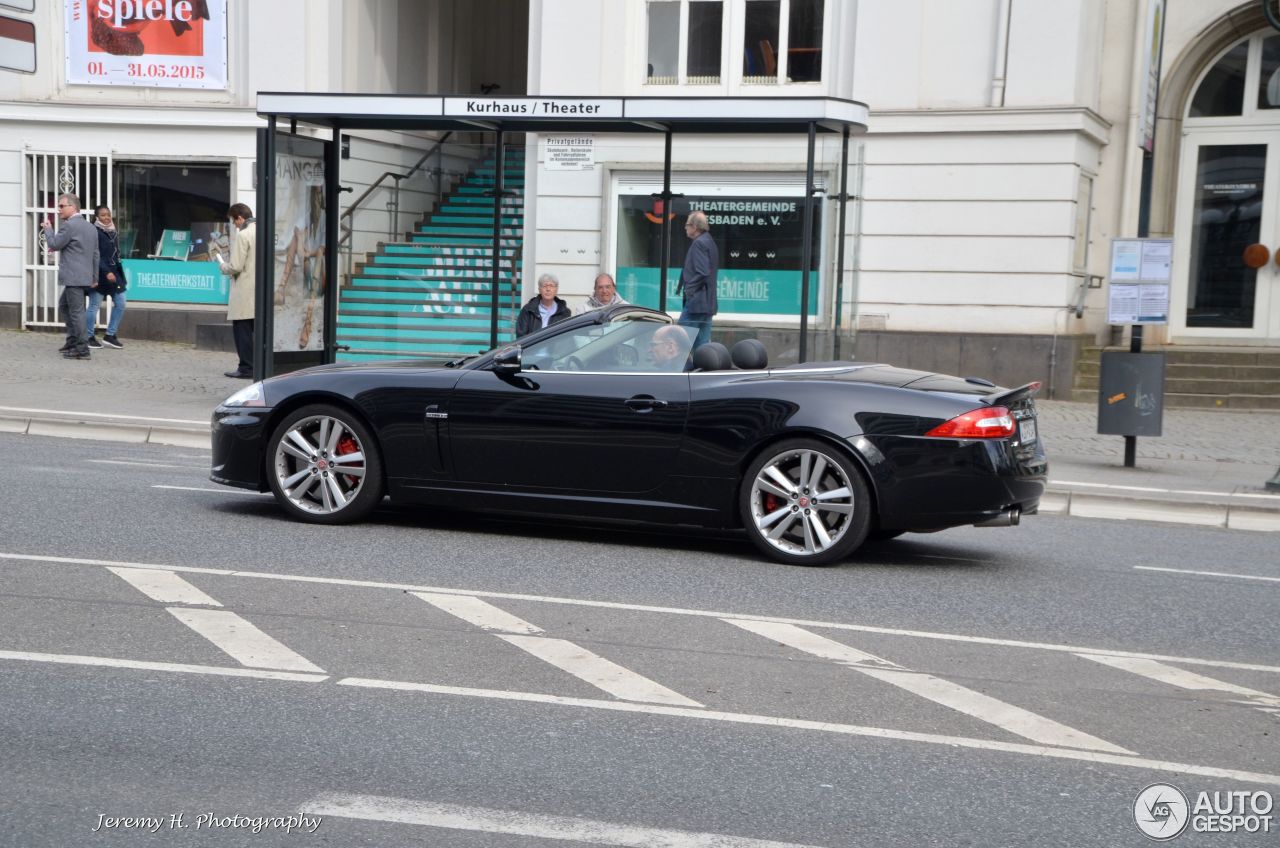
[516,273,572,337]
[575,272,629,315]
[648,324,691,371]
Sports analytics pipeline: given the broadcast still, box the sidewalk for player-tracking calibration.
[2,327,1278,531]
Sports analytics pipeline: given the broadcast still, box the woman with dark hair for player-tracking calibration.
[86,205,127,349]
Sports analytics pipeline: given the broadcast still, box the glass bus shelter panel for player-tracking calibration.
[271,132,329,373]
[335,138,524,363]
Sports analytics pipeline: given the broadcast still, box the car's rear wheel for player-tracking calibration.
[740,438,871,566]
[266,404,384,524]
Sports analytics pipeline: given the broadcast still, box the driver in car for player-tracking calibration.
[648,324,691,372]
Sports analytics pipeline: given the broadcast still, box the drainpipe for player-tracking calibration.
[989,0,1012,107]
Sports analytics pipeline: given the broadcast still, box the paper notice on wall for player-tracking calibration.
[544,136,595,170]
[65,0,228,89]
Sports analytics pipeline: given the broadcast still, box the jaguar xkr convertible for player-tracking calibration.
[211,304,1047,566]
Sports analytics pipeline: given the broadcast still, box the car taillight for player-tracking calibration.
[925,406,1016,439]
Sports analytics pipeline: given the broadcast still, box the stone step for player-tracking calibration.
[1069,387,1280,410]
[1079,346,1280,367]
[1075,360,1280,381]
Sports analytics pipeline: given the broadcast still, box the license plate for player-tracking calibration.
[1018,418,1037,444]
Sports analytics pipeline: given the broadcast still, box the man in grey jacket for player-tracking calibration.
[42,193,99,360]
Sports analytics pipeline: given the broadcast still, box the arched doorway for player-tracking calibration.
[1170,30,1280,343]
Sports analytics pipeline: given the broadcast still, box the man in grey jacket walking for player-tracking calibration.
[42,193,99,360]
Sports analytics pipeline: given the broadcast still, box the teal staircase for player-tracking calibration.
[336,149,526,362]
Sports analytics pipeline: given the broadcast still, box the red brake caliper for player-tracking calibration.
[763,493,782,513]
[336,435,362,485]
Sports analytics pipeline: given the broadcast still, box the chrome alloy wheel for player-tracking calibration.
[748,447,857,557]
[272,414,369,516]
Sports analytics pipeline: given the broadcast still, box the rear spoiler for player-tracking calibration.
[989,381,1043,406]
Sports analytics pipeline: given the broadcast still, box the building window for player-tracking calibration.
[742,0,780,84]
[114,162,231,262]
[687,1,723,84]
[615,184,822,320]
[645,0,822,87]
[1259,34,1280,110]
[1189,41,1247,118]
[786,0,823,82]
[647,1,680,84]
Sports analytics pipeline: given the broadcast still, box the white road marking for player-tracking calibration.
[108,567,222,606]
[0,649,326,682]
[415,592,544,634]
[500,635,702,707]
[1079,654,1280,716]
[337,677,1280,788]
[1,644,1274,787]
[417,592,700,706]
[301,793,826,847]
[2,551,1278,675]
[152,485,268,496]
[167,608,324,673]
[0,405,206,425]
[1053,479,1280,501]
[1135,566,1280,584]
[726,620,1131,754]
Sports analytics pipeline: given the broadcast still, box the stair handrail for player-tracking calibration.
[338,131,454,251]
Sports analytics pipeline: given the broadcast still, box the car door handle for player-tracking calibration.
[625,395,668,412]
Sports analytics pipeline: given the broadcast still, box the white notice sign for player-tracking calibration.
[1107,238,1173,325]
[544,136,595,171]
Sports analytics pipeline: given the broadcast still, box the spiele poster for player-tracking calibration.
[65,0,227,88]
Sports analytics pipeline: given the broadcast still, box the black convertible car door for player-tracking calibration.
[448,369,690,494]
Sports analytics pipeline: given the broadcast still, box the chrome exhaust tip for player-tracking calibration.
[974,507,1020,528]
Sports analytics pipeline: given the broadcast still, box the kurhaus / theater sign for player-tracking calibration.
[442,97,623,118]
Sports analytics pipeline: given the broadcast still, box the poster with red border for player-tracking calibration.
[65,0,227,89]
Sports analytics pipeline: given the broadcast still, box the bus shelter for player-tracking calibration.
[253,93,868,379]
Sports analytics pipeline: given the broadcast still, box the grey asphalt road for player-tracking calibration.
[2,433,1277,847]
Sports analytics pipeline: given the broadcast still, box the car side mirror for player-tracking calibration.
[493,345,522,374]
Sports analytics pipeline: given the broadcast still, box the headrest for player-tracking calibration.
[691,341,732,371]
[731,338,768,370]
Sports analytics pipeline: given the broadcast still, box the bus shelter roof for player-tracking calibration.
[256,93,869,135]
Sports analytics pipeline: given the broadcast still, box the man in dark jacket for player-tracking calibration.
[676,210,718,348]
[516,273,571,337]
[42,193,99,360]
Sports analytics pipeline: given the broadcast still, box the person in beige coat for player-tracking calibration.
[220,203,257,378]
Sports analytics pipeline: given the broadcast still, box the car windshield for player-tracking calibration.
[520,313,690,373]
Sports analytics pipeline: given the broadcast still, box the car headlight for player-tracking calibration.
[220,382,266,408]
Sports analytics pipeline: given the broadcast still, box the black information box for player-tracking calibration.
[1097,351,1165,437]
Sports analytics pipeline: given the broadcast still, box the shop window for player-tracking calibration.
[742,0,781,84]
[786,0,823,82]
[113,161,231,262]
[647,1,680,84]
[615,188,821,319]
[687,0,723,84]
[1258,35,1280,110]
[1189,42,1247,117]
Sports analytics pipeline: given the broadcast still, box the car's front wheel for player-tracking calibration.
[266,404,384,524]
[740,439,871,566]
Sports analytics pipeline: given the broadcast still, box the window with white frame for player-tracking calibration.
[644,0,823,87]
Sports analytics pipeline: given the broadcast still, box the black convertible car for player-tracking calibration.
[211,305,1046,566]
